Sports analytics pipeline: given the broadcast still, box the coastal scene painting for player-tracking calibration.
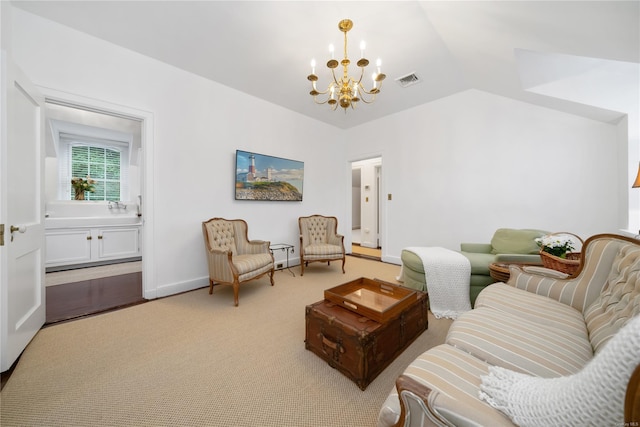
[235,150,304,201]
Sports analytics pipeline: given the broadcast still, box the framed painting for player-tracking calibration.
[235,150,304,201]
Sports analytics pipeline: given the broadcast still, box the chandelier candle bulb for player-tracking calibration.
[329,44,334,59]
[360,40,366,58]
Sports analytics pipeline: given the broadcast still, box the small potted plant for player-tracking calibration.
[535,234,575,258]
[71,176,96,200]
[535,232,583,275]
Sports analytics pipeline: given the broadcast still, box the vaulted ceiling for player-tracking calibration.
[11,1,640,130]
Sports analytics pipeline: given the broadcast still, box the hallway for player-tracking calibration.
[351,228,381,260]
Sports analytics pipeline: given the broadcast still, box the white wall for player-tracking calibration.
[0,2,10,52]
[10,7,628,297]
[12,9,344,297]
[623,116,640,233]
[346,90,623,264]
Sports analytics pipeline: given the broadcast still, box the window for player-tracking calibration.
[59,134,129,201]
[70,145,122,201]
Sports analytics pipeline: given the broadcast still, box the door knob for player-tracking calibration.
[9,225,26,242]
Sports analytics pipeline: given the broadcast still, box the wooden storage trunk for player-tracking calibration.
[305,289,428,390]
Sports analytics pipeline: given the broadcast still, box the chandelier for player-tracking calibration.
[307,19,385,111]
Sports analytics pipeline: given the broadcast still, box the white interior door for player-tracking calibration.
[0,55,45,372]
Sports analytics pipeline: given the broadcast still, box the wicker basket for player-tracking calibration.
[539,232,584,276]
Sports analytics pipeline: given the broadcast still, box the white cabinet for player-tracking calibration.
[45,229,92,266]
[95,227,141,260]
[45,226,141,268]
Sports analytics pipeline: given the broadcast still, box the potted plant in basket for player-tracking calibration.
[535,234,575,258]
[535,233,583,275]
[71,176,96,200]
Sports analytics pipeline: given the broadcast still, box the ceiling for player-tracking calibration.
[44,102,142,163]
[11,1,640,130]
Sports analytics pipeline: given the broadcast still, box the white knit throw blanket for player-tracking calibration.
[404,246,471,319]
[479,315,640,427]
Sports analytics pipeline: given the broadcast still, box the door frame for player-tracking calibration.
[39,88,156,299]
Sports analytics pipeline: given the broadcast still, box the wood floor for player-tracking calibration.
[46,272,146,325]
[351,244,382,260]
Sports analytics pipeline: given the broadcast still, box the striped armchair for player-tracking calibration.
[379,233,640,427]
[298,215,346,276]
[202,218,274,306]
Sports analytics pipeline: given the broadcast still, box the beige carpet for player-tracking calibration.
[1,256,452,427]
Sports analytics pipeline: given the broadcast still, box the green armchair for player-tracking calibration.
[401,228,548,306]
[460,228,548,302]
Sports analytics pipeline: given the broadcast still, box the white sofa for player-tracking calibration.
[378,233,640,427]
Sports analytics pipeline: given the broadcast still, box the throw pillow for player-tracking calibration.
[478,315,640,427]
[490,228,546,255]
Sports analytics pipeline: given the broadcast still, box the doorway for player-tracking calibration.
[351,157,382,260]
[42,99,146,323]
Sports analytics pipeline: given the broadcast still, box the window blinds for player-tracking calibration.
[58,134,129,201]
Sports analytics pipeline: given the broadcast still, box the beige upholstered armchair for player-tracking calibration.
[298,215,346,276]
[202,218,274,306]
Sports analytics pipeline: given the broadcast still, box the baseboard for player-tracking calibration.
[151,276,209,299]
[273,256,301,270]
[46,257,142,273]
[382,255,401,265]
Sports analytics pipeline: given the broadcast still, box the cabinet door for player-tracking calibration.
[45,229,92,266]
[96,227,140,260]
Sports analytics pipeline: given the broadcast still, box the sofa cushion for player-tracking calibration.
[378,344,515,427]
[446,306,592,377]
[583,243,640,354]
[303,243,342,257]
[460,251,496,275]
[490,228,546,255]
[232,253,273,275]
[479,315,640,427]
[475,283,587,337]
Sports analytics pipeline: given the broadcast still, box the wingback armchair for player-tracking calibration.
[298,215,346,276]
[202,218,274,306]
